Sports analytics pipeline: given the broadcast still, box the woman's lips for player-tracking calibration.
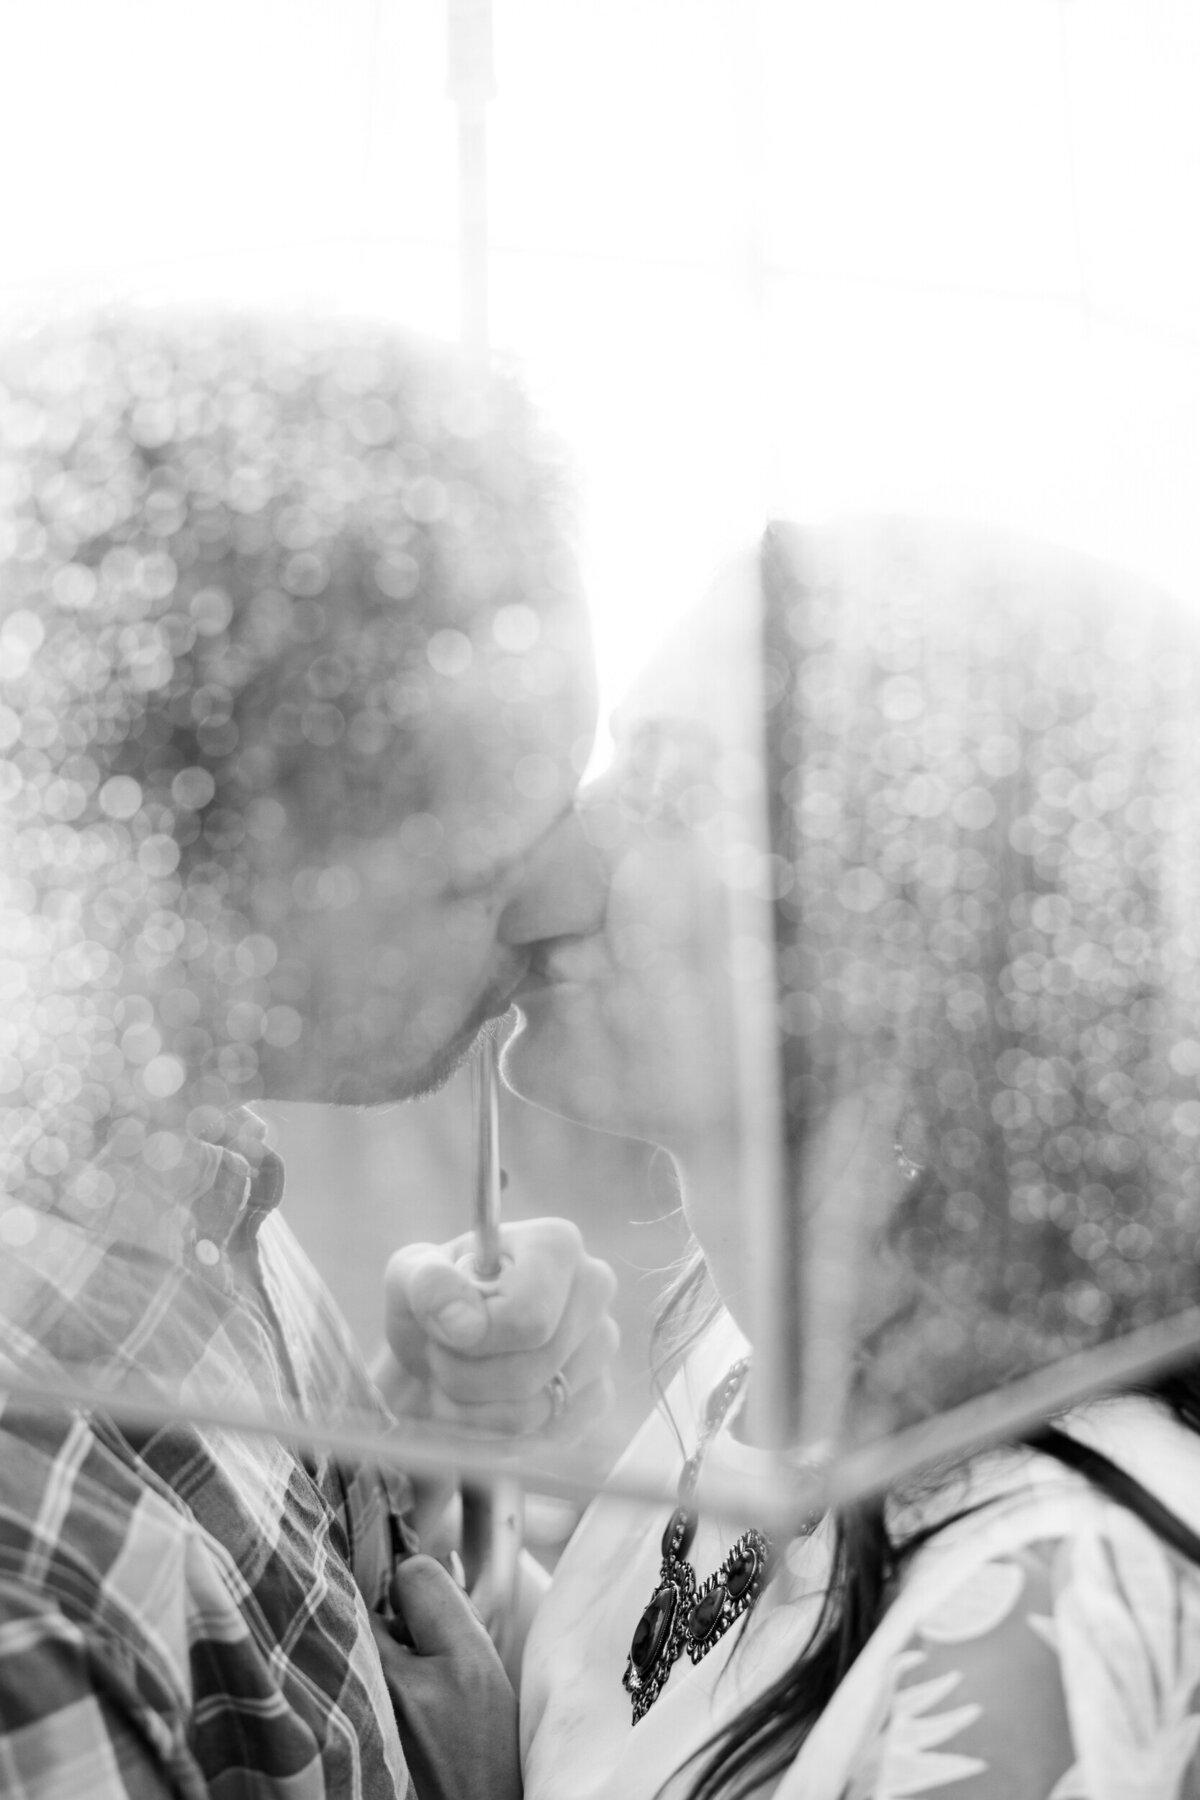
[515,951,592,998]
[515,969,574,1000]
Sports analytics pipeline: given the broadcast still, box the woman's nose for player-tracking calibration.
[500,810,608,946]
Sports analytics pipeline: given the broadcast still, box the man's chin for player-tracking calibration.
[326,1007,517,1106]
[258,1004,517,1108]
[398,1031,481,1102]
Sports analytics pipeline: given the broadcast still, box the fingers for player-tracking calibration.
[424,1258,618,1397]
[390,1217,601,1357]
[369,1564,523,1800]
[381,1216,619,1441]
[384,1217,617,1372]
[466,1220,616,1356]
[384,1555,490,1658]
[427,1312,620,1427]
[384,1242,492,1362]
[382,1240,487,1378]
[423,1254,619,1440]
[427,1365,618,1447]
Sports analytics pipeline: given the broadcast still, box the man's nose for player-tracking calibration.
[500,810,607,946]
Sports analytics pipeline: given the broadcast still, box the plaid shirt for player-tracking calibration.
[0,1129,417,1798]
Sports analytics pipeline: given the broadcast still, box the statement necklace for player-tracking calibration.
[623,1358,773,1724]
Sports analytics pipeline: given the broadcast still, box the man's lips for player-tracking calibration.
[482,952,539,1018]
[513,974,560,1003]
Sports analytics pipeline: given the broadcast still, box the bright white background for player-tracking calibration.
[4,0,1198,719]
[4,2,1199,1456]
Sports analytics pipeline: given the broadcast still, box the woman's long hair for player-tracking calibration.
[675,518,1200,1799]
[765,516,1200,1443]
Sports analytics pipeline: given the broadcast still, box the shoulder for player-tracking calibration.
[0,1572,191,1796]
[0,1407,197,1741]
[0,1404,187,1593]
[893,1398,1200,1669]
[845,1406,1200,1800]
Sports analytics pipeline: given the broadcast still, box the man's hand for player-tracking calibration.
[376,1217,618,1444]
[372,1556,522,1800]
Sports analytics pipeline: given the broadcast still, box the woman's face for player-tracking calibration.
[502,593,764,1163]
[502,721,736,1153]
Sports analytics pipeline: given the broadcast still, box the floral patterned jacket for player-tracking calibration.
[786,1398,1200,1800]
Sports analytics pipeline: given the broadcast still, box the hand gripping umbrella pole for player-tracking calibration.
[460,1032,525,1652]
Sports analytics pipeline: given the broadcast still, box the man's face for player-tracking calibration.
[251,606,596,1105]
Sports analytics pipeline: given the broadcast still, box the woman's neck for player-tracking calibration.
[674,1148,754,1346]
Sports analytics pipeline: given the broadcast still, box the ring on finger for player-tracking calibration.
[543,1370,571,1428]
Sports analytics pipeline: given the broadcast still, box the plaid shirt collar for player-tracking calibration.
[3,1111,292,1397]
[52,1110,286,1270]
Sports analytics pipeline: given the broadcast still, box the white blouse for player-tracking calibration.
[521,1315,831,1800]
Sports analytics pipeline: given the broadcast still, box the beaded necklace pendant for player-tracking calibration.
[623,1358,774,1725]
[682,1527,772,1662]
[621,1505,698,1722]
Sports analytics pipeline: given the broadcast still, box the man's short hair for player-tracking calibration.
[1,310,578,845]
[0,310,581,1195]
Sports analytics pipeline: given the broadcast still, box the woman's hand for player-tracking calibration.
[372,1555,522,1800]
[375,1216,619,1443]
